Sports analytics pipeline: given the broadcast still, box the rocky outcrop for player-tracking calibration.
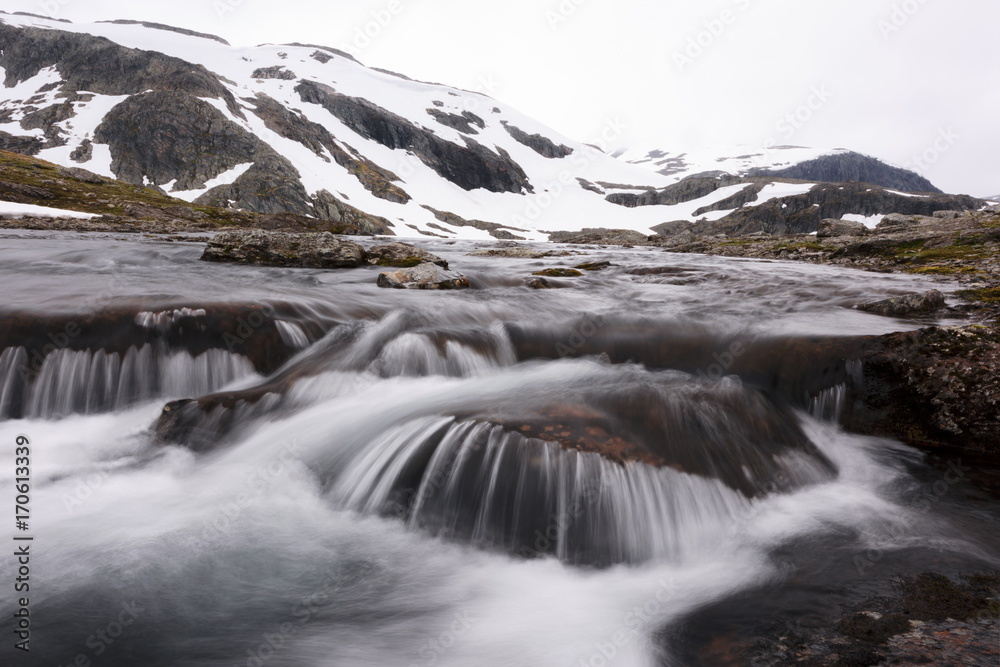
[308,189,394,235]
[96,20,231,45]
[0,22,240,114]
[547,228,650,245]
[420,205,525,240]
[296,80,532,194]
[69,138,93,162]
[848,325,1000,453]
[854,290,946,317]
[248,93,409,204]
[500,121,572,158]
[366,242,447,268]
[607,174,743,208]
[94,91,261,190]
[817,218,870,237]
[467,246,558,259]
[251,66,295,80]
[426,108,484,134]
[201,230,366,268]
[0,131,43,155]
[376,263,470,289]
[749,151,942,193]
[693,182,984,237]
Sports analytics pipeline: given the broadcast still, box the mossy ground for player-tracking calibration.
[0,149,247,226]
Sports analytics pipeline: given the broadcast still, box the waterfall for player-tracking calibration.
[328,414,832,566]
[0,344,256,420]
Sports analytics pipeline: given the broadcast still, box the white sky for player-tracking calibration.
[7,0,999,196]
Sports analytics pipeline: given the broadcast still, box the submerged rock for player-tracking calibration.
[366,242,448,269]
[376,262,470,289]
[855,290,946,316]
[201,229,365,268]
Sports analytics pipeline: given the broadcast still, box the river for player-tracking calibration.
[1,230,997,666]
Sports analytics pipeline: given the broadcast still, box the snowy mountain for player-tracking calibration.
[0,14,984,239]
[620,145,942,194]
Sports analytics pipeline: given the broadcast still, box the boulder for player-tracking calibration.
[201,230,365,268]
[366,242,448,269]
[526,277,558,289]
[817,218,869,238]
[877,213,922,230]
[854,290,946,317]
[932,210,962,219]
[376,262,469,289]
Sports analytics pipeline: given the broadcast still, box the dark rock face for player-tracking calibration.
[69,138,93,163]
[817,218,870,237]
[96,20,231,45]
[848,325,1000,453]
[366,242,448,268]
[201,229,366,268]
[0,131,43,155]
[248,93,410,203]
[0,23,240,114]
[426,108,484,134]
[749,151,942,193]
[420,205,526,240]
[251,66,296,80]
[500,121,572,158]
[309,189,394,235]
[19,101,74,148]
[296,80,532,194]
[607,174,743,208]
[695,183,984,236]
[855,290,946,317]
[376,262,470,289]
[94,91,261,190]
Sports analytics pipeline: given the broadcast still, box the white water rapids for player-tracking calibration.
[1,231,997,666]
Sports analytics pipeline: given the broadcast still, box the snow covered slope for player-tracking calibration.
[0,14,975,239]
[0,13,691,240]
[620,144,942,194]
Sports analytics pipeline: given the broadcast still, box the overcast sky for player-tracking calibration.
[9,0,999,196]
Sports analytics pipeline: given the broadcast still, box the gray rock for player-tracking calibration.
[855,290,946,317]
[56,165,104,184]
[817,218,870,238]
[251,66,296,80]
[376,262,470,290]
[467,247,552,259]
[201,230,365,268]
[932,210,962,219]
[500,121,572,158]
[367,242,447,268]
[877,213,922,230]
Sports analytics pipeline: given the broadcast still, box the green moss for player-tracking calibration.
[533,268,583,278]
[906,266,977,275]
[956,287,1000,303]
[573,261,611,271]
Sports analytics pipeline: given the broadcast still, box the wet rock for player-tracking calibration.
[854,290,946,316]
[201,229,365,268]
[376,262,469,289]
[366,242,448,269]
[849,324,1000,453]
[533,268,583,278]
[817,218,870,238]
[574,261,612,271]
[525,276,559,289]
[467,247,553,259]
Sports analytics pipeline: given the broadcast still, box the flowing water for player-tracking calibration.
[1,230,998,666]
